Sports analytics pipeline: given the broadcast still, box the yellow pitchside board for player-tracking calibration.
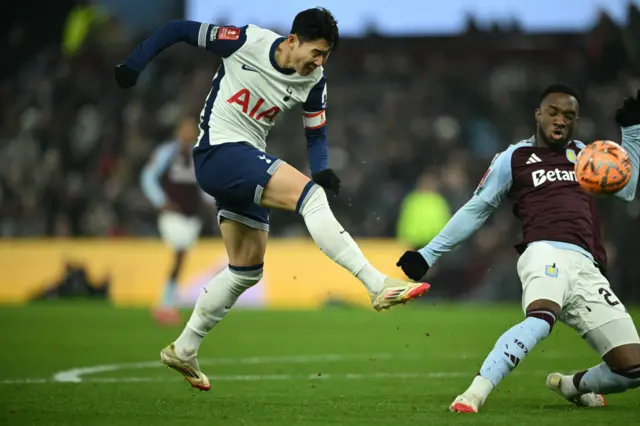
[0,239,411,308]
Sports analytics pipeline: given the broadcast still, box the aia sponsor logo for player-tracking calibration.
[226,89,281,122]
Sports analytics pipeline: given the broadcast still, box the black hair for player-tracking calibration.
[291,7,340,51]
[539,83,582,106]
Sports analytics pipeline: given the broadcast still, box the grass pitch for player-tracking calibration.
[1,302,639,425]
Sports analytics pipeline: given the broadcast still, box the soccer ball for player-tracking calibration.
[575,140,632,195]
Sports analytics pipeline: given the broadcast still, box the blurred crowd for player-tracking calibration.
[2,5,640,300]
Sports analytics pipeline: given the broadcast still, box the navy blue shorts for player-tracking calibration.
[193,142,282,232]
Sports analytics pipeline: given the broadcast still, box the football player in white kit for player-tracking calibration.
[140,117,212,326]
[115,7,429,391]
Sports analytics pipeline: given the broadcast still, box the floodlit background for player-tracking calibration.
[2,0,640,306]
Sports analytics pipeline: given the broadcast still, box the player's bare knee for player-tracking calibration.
[172,250,186,268]
[603,343,640,375]
[261,162,311,211]
[220,220,267,267]
[525,299,561,330]
[226,242,265,267]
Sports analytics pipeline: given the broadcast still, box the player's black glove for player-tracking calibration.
[312,169,341,196]
[396,250,430,281]
[114,63,139,89]
[615,89,640,127]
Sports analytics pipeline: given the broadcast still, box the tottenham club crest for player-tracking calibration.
[566,148,577,164]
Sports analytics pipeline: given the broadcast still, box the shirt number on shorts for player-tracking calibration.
[598,287,620,306]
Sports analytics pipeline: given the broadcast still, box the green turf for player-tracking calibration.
[0,302,639,425]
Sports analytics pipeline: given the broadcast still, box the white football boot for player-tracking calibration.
[546,372,605,407]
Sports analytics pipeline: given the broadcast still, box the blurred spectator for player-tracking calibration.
[62,0,111,57]
[396,172,451,249]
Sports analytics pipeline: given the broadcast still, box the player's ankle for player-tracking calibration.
[560,374,581,398]
[356,264,385,293]
[572,370,588,392]
[174,325,205,359]
[467,375,494,400]
[174,341,197,360]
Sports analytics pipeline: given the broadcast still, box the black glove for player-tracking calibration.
[396,251,430,281]
[114,63,139,89]
[312,169,341,196]
[615,89,640,127]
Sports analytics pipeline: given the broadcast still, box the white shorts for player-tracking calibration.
[583,318,640,357]
[158,211,202,250]
[517,242,633,337]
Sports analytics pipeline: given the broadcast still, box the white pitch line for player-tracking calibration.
[0,372,477,385]
[1,370,568,385]
[2,352,584,386]
[0,378,48,384]
[51,353,409,383]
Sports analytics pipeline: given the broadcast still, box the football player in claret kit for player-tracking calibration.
[115,7,429,391]
[140,117,213,326]
[397,84,640,412]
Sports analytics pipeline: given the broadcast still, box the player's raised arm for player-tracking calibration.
[114,21,247,88]
[613,90,640,202]
[302,76,341,195]
[397,149,514,281]
[140,143,177,210]
[302,76,328,173]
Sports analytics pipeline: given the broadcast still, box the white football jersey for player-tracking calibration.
[194,24,328,152]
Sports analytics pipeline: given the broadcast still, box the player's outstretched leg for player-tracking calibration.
[261,162,429,311]
[546,318,640,406]
[450,305,557,413]
[161,221,266,391]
